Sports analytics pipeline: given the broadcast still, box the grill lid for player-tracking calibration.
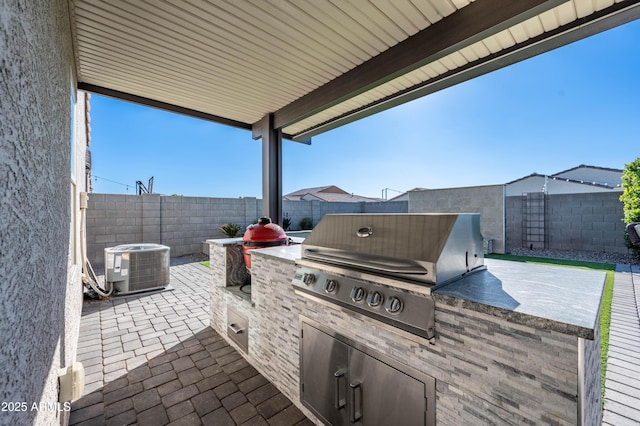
[300,213,485,285]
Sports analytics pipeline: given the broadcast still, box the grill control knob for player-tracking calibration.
[367,291,384,308]
[385,296,403,314]
[302,273,316,286]
[324,279,338,294]
[350,287,366,303]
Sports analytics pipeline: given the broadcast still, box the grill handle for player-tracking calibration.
[304,250,427,275]
[228,323,244,334]
[334,368,347,409]
[349,382,362,422]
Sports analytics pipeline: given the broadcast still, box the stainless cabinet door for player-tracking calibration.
[348,348,427,426]
[301,323,349,425]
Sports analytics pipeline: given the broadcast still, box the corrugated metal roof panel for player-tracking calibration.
[70,0,638,138]
[72,0,466,126]
[281,0,637,136]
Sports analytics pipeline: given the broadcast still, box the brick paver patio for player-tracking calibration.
[70,257,311,426]
[70,255,640,425]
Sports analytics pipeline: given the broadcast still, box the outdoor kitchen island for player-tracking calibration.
[207,237,604,425]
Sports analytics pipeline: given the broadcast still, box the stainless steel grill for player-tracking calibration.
[292,213,485,340]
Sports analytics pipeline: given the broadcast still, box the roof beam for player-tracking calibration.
[79,82,310,142]
[78,83,252,130]
[78,82,311,145]
[252,115,311,145]
[289,0,640,141]
[273,0,568,130]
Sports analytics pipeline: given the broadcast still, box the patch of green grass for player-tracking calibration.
[486,253,615,399]
[486,253,616,271]
[200,260,210,268]
[600,270,614,400]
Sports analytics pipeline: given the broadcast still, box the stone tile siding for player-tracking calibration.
[581,311,602,426]
[210,249,601,425]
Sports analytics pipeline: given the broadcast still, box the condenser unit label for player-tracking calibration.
[114,255,121,273]
[121,268,128,276]
[106,253,114,269]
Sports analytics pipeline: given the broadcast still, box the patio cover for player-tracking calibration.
[69,0,640,222]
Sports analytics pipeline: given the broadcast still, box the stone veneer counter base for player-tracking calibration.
[207,240,603,425]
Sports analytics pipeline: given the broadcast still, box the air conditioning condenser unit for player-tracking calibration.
[104,243,170,295]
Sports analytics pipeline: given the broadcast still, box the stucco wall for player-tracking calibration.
[408,185,506,253]
[0,1,84,425]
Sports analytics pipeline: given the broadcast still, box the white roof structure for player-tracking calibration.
[284,186,380,202]
[506,165,623,195]
[70,0,640,141]
[553,164,624,188]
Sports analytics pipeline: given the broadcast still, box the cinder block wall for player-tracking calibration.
[505,192,626,253]
[158,196,255,255]
[408,185,506,253]
[505,196,524,249]
[283,200,408,230]
[547,192,626,252]
[86,194,143,261]
[86,194,408,266]
[88,190,627,266]
[86,195,260,265]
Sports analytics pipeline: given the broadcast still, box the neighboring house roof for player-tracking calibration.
[284,185,381,202]
[387,188,429,202]
[284,185,346,198]
[551,164,623,189]
[506,165,623,196]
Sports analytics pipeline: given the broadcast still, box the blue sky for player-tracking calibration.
[90,19,640,199]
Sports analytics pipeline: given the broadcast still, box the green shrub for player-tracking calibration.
[299,217,313,230]
[219,223,242,238]
[282,214,292,231]
[620,157,640,256]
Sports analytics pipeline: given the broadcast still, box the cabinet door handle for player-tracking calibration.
[349,382,362,422]
[228,323,244,334]
[333,368,347,409]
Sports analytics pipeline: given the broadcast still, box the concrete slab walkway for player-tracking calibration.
[603,264,640,426]
[70,257,311,426]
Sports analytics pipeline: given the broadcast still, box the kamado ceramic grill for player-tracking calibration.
[243,217,288,269]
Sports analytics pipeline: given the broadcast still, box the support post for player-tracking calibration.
[256,114,282,224]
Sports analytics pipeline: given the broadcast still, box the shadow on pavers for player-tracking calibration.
[71,327,310,425]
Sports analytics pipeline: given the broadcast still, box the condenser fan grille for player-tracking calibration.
[129,250,170,291]
[104,243,170,295]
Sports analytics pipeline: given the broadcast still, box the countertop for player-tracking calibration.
[207,237,244,246]
[434,259,605,339]
[229,245,605,339]
[206,237,305,250]
[248,243,302,263]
